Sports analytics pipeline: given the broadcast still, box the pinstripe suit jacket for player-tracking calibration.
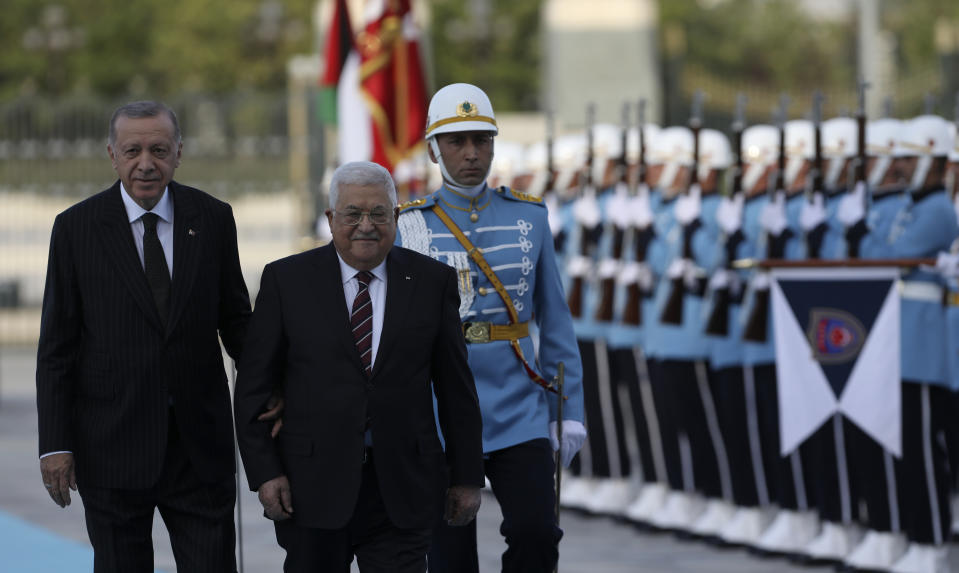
[234,244,484,529]
[36,181,251,489]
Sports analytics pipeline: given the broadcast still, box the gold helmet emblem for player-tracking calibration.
[456,101,479,118]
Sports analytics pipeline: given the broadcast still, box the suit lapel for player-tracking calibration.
[312,245,367,373]
[372,247,415,379]
[96,183,164,332]
[166,182,201,337]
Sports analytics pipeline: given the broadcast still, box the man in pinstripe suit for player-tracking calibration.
[36,101,251,572]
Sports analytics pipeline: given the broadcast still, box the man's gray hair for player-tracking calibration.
[109,101,181,146]
[329,161,398,209]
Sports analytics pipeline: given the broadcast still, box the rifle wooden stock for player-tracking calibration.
[595,227,626,321]
[660,277,686,325]
[622,226,654,326]
[704,287,731,336]
[567,276,585,319]
[742,285,770,343]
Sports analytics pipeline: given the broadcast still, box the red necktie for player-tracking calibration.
[351,271,374,377]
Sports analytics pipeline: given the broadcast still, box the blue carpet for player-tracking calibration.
[0,510,164,572]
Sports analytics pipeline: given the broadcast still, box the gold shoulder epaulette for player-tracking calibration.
[398,197,428,212]
[508,189,543,203]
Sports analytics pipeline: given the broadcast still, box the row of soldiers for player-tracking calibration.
[473,96,959,573]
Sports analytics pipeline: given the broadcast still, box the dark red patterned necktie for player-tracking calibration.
[351,271,374,376]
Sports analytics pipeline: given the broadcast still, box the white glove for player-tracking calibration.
[566,255,592,278]
[674,183,702,225]
[837,181,867,227]
[749,271,771,291]
[597,258,619,279]
[618,261,654,291]
[607,182,632,229]
[549,420,587,468]
[630,184,654,229]
[800,193,827,231]
[716,193,744,235]
[573,188,602,228]
[936,251,959,279]
[759,191,788,236]
[709,269,730,291]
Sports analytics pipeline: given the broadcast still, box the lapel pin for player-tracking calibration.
[188,229,196,236]
[405,275,412,280]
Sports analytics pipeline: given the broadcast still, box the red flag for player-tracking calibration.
[356,0,428,171]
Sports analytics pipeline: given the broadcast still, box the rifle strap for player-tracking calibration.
[431,204,562,396]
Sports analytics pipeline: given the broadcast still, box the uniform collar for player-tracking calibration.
[437,183,492,214]
[120,183,174,224]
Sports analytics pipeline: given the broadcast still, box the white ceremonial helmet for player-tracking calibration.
[553,133,588,196]
[821,117,858,191]
[651,126,694,197]
[522,140,549,196]
[699,128,733,171]
[784,119,814,193]
[488,140,525,190]
[866,118,907,192]
[901,114,952,190]
[589,123,624,186]
[741,124,779,196]
[425,83,498,188]
[627,123,661,164]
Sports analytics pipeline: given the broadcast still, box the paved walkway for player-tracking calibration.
[0,344,945,572]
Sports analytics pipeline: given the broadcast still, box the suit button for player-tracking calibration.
[478,287,488,296]
[365,383,374,392]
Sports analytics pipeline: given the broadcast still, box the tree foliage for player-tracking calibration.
[0,0,312,99]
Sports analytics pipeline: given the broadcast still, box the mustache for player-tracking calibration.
[351,231,380,240]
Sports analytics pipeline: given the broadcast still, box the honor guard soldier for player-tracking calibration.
[643,125,735,535]
[574,122,645,516]
[395,83,586,573]
[836,117,913,572]
[853,115,959,572]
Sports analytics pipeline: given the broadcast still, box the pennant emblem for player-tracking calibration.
[807,308,866,365]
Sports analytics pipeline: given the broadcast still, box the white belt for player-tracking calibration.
[899,280,943,303]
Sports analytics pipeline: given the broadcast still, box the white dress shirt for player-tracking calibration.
[336,255,388,369]
[120,184,174,277]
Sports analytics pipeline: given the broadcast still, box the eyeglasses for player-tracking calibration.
[333,208,393,226]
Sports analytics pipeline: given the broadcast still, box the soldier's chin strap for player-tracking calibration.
[429,137,492,197]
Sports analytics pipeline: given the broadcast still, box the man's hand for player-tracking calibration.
[257,394,285,438]
[444,485,481,526]
[258,475,293,521]
[40,453,76,508]
[549,420,588,468]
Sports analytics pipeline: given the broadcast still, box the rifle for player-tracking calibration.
[743,94,790,343]
[704,93,748,336]
[566,103,599,318]
[622,99,654,326]
[802,90,831,260]
[595,102,632,321]
[661,91,704,325]
[846,80,870,259]
[544,109,568,254]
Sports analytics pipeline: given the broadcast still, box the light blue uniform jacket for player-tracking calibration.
[396,185,585,452]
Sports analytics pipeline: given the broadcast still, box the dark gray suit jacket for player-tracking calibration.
[234,244,484,529]
[36,180,251,488]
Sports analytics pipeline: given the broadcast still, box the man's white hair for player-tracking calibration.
[329,161,397,209]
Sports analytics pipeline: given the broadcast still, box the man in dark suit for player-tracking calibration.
[36,101,251,572]
[234,160,484,573]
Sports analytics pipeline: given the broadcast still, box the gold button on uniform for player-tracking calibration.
[478,287,488,296]
[470,212,479,222]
